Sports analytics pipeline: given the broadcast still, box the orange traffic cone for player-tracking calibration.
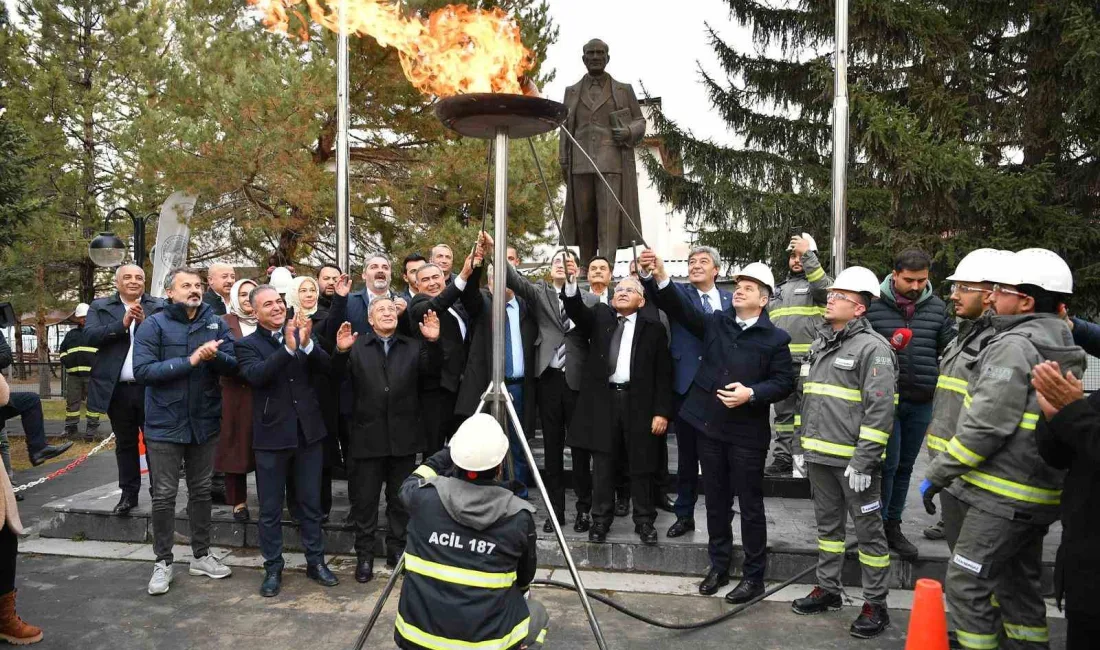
[138,428,148,476]
[906,578,949,650]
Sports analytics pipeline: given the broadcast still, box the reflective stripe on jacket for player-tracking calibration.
[925,313,995,456]
[927,313,1087,525]
[768,251,831,360]
[799,317,897,473]
[59,327,96,377]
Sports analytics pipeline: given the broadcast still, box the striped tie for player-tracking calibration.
[552,298,569,368]
[701,294,714,314]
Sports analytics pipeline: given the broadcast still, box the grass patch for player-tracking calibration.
[40,399,69,422]
[9,440,101,472]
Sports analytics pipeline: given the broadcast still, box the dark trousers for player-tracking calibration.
[225,472,248,507]
[256,440,325,572]
[147,436,217,564]
[672,393,701,518]
[537,369,591,521]
[105,382,144,498]
[0,525,16,596]
[1067,610,1099,650]
[286,464,333,516]
[882,399,933,521]
[0,392,48,456]
[698,433,768,580]
[592,390,655,529]
[348,454,416,560]
[421,387,458,455]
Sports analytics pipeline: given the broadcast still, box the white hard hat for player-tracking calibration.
[946,248,999,283]
[733,262,776,293]
[829,266,881,298]
[787,232,818,253]
[269,267,293,294]
[980,250,1021,286]
[1014,248,1073,294]
[74,303,89,318]
[450,413,510,472]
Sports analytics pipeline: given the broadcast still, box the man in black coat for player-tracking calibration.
[455,262,539,497]
[641,251,796,604]
[333,298,442,584]
[84,263,164,515]
[235,285,339,597]
[1033,360,1099,649]
[201,263,235,316]
[865,248,957,559]
[408,248,478,454]
[562,261,672,546]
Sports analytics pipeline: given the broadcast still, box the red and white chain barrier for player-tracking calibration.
[12,433,116,493]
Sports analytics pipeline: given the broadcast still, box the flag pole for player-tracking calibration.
[830,0,849,274]
[336,0,351,273]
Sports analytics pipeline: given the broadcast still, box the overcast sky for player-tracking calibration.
[542,0,753,145]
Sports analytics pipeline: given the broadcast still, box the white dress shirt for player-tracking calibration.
[118,301,138,382]
[609,312,637,383]
[506,298,525,378]
[697,286,721,311]
[445,276,470,340]
[737,316,760,329]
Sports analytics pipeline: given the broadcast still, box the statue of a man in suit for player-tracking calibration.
[559,39,646,266]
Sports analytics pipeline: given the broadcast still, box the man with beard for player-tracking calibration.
[203,263,236,316]
[133,267,236,596]
[343,256,408,336]
[316,264,342,315]
[865,249,956,561]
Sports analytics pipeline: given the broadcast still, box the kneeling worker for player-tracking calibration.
[395,414,549,650]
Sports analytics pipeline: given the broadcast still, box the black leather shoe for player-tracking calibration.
[307,563,339,587]
[792,587,843,615]
[666,517,695,538]
[260,570,282,597]
[614,497,630,517]
[29,442,73,467]
[355,557,374,584]
[233,506,250,522]
[588,523,608,543]
[635,523,658,546]
[764,458,792,477]
[850,602,890,639]
[112,494,138,516]
[698,568,730,595]
[386,549,403,569]
[573,512,592,533]
[656,494,674,513]
[543,518,565,534]
[724,578,765,604]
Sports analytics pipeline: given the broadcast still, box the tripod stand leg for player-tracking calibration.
[352,554,406,650]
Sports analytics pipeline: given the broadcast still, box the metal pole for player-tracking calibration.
[490,127,509,429]
[335,0,351,273]
[830,0,849,274]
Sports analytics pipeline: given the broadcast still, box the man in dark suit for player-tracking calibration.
[334,299,442,584]
[202,263,235,316]
[408,250,477,454]
[84,263,164,515]
[235,285,339,597]
[455,260,538,497]
[562,263,673,546]
[399,253,427,303]
[641,250,796,604]
[639,246,733,538]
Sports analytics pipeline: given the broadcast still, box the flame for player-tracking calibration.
[247,0,534,96]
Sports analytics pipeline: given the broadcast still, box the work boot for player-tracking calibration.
[791,587,843,615]
[884,520,919,560]
[0,590,42,645]
[83,425,99,443]
[923,520,945,540]
[28,442,73,467]
[63,425,78,439]
[764,458,792,477]
[849,602,890,639]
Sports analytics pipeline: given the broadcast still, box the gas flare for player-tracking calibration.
[247,0,534,97]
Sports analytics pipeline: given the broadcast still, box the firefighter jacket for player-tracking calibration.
[926,312,996,457]
[59,326,96,378]
[799,317,897,473]
[396,449,538,650]
[926,313,1087,526]
[768,250,831,360]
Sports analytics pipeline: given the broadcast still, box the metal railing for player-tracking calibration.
[4,362,66,398]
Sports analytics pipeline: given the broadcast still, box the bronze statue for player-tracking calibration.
[559,39,646,265]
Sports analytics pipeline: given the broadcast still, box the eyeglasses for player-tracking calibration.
[951,283,992,295]
[993,284,1027,297]
[826,292,860,305]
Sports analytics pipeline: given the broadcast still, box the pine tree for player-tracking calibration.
[645,0,1100,311]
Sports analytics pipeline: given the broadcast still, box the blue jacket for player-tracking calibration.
[1071,317,1100,358]
[652,282,796,448]
[641,278,733,396]
[133,302,237,444]
[235,327,331,452]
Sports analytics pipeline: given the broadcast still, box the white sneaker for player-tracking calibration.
[148,560,173,595]
[189,553,232,579]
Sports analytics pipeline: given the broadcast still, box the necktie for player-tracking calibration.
[607,315,626,374]
[701,293,714,314]
[588,79,601,103]
[505,306,515,378]
[274,331,284,345]
[383,338,392,357]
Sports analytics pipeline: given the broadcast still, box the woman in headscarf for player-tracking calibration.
[218,279,259,521]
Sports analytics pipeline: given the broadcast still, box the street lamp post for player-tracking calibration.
[88,207,157,268]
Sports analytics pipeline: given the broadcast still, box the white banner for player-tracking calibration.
[149,192,198,298]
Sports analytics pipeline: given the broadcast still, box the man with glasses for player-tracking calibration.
[791,266,896,640]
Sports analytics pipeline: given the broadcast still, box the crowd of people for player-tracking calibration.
[2,228,1098,648]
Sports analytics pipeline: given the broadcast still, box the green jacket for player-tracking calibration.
[799,317,898,473]
[768,251,831,360]
[925,312,996,457]
[926,313,1087,525]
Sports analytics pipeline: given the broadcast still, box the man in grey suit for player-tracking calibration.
[500,242,598,534]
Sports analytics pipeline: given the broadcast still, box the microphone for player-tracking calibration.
[890,328,913,351]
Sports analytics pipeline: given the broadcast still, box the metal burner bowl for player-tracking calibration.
[434,93,567,139]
